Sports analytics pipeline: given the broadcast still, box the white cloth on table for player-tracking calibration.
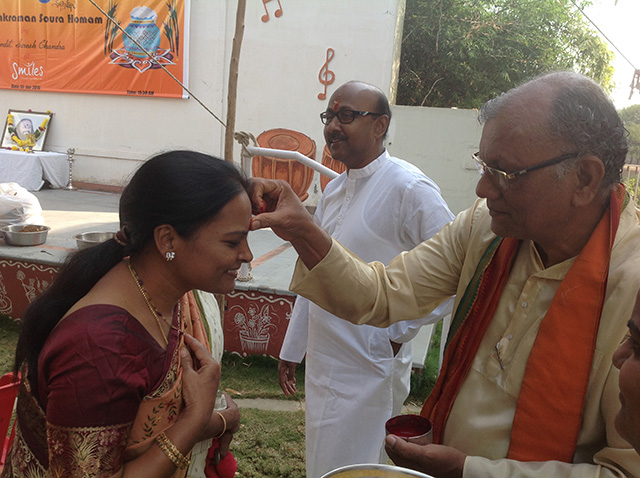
[280,150,455,478]
[0,150,69,190]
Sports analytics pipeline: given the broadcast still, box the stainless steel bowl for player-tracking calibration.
[321,464,433,478]
[74,231,116,250]
[0,224,50,246]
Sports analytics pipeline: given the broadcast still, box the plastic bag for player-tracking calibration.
[0,182,45,225]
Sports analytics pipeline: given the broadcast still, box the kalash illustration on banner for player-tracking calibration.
[108,5,178,74]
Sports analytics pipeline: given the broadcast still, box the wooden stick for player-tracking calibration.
[224,0,247,162]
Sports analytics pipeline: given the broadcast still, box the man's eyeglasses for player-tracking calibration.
[472,151,579,190]
[320,109,382,125]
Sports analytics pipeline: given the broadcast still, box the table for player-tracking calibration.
[0,150,69,190]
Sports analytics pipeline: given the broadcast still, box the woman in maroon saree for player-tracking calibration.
[2,151,249,477]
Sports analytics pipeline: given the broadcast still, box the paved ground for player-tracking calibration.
[33,187,120,241]
[235,398,305,412]
[234,398,421,414]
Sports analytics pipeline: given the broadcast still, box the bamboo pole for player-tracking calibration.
[225,0,247,162]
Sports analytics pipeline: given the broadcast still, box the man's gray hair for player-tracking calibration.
[479,71,628,194]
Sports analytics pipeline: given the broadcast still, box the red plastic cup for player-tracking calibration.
[385,414,433,445]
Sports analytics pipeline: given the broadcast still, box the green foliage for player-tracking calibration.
[623,176,640,207]
[625,124,640,164]
[408,321,442,404]
[619,104,640,124]
[619,104,640,164]
[398,0,614,108]
[233,409,306,478]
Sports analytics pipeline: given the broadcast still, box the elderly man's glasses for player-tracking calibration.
[472,151,579,190]
[320,109,382,125]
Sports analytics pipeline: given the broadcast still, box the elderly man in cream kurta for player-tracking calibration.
[251,72,640,478]
[277,81,454,478]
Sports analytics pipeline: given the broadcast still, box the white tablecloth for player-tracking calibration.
[0,150,69,190]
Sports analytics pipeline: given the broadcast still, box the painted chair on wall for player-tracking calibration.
[252,128,316,202]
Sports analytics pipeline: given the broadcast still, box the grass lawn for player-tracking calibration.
[221,352,306,400]
[0,315,19,376]
[0,314,440,477]
[233,408,306,477]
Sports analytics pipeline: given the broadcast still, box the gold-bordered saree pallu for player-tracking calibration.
[126,292,211,477]
[121,342,185,477]
[421,185,626,463]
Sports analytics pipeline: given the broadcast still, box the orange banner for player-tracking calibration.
[0,0,189,98]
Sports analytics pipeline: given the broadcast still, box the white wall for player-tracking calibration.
[387,106,483,214]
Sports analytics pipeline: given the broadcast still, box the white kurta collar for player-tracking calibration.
[346,150,389,179]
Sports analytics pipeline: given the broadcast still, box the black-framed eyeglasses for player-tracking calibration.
[472,151,579,190]
[320,109,382,125]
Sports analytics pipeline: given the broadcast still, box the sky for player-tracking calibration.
[583,0,640,110]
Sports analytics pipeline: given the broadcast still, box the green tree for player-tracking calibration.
[619,104,640,163]
[398,0,614,108]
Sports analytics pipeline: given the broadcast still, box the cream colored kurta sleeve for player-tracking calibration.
[290,199,489,328]
[290,199,640,478]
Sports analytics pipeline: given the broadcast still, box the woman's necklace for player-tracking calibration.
[127,260,169,346]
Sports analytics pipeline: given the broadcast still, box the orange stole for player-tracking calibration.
[508,188,623,461]
[421,187,624,462]
[124,291,209,477]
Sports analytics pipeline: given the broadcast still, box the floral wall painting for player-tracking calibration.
[231,303,278,354]
[1,110,53,152]
[223,290,294,358]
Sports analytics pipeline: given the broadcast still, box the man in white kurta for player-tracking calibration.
[254,72,640,477]
[277,81,454,478]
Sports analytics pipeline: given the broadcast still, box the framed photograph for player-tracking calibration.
[1,109,53,152]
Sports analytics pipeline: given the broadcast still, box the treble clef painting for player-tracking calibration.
[317,47,335,100]
[261,0,283,22]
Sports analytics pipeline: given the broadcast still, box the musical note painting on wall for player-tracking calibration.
[318,48,335,100]
[262,0,283,22]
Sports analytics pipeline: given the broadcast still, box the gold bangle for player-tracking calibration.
[156,432,191,469]
[214,411,227,439]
